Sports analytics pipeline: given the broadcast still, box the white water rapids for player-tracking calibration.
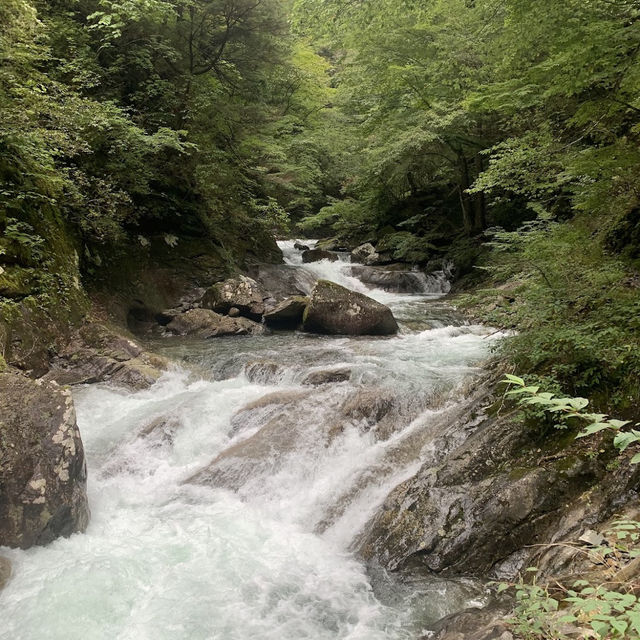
[1,242,504,639]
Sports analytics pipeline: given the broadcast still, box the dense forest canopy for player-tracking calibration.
[1,0,640,406]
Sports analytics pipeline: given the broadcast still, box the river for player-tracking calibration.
[0,241,504,639]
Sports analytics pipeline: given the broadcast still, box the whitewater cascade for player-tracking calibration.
[0,242,504,640]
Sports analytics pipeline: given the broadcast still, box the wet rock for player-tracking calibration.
[303,280,399,336]
[263,296,308,329]
[239,389,313,412]
[42,322,167,390]
[351,243,381,266]
[294,242,310,251]
[244,360,285,384]
[339,388,400,439]
[0,556,10,591]
[358,384,608,576]
[155,308,183,326]
[248,264,316,303]
[431,604,513,640]
[138,416,182,446]
[166,309,264,338]
[0,373,90,549]
[302,249,339,263]
[302,368,352,386]
[201,276,265,320]
[189,388,342,490]
[350,265,449,294]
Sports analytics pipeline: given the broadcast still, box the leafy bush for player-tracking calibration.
[503,374,640,463]
[499,521,640,639]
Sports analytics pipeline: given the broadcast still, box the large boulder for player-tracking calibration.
[201,276,265,320]
[0,373,90,549]
[247,264,316,303]
[351,243,381,266]
[263,296,308,329]
[41,322,168,390]
[166,309,264,338]
[303,280,399,336]
[302,249,339,264]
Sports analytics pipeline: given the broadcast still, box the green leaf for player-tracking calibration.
[577,423,613,438]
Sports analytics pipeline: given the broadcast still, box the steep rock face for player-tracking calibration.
[0,373,90,549]
[201,276,265,321]
[303,280,399,336]
[357,382,640,579]
[166,308,264,338]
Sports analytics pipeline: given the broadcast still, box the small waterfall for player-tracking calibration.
[282,239,452,300]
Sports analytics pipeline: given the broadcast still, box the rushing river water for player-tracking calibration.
[1,242,503,640]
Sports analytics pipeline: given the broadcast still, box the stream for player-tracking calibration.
[0,242,505,639]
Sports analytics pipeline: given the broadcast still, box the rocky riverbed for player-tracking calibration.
[1,241,638,639]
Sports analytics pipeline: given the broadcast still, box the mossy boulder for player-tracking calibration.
[351,243,381,266]
[302,249,339,263]
[201,276,265,321]
[0,373,90,549]
[303,280,399,336]
[166,308,264,338]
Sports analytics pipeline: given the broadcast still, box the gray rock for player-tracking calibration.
[431,604,513,640]
[166,309,264,338]
[228,307,241,318]
[357,380,613,577]
[302,368,352,386]
[248,264,316,303]
[0,373,90,549]
[351,243,381,266]
[340,388,400,440]
[303,280,399,336]
[244,360,284,384]
[201,276,265,320]
[350,265,448,294]
[302,249,339,263]
[294,242,310,251]
[0,556,11,591]
[41,323,167,390]
[263,296,308,329]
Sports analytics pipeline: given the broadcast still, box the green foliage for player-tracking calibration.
[503,375,640,463]
[460,211,640,411]
[499,522,640,639]
[504,574,640,639]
